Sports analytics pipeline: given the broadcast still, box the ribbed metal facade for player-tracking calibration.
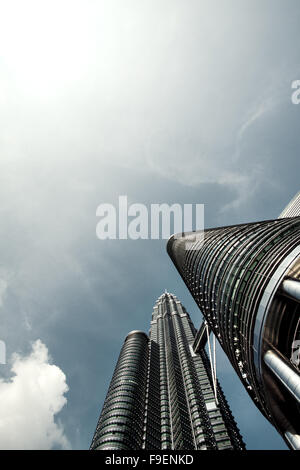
[90,294,245,450]
[279,191,300,218]
[90,331,149,450]
[167,216,300,449]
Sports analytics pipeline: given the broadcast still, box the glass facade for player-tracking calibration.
[90,294,245,450]
[90,331,149,450]
[279,191,300,218]
[167,216,300,449]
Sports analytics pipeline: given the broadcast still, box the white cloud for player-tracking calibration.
[0,340,70,449]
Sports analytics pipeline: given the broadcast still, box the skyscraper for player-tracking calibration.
[167,194,300,449]
[90,293,245,450]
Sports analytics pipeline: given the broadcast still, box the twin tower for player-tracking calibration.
[90,191,300,450]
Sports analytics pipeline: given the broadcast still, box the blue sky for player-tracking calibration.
[0,0,300,449]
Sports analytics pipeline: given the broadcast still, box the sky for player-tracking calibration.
[0,0,300,449]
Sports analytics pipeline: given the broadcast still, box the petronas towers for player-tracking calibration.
[91,191,300,450]
[90,293,244,450]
